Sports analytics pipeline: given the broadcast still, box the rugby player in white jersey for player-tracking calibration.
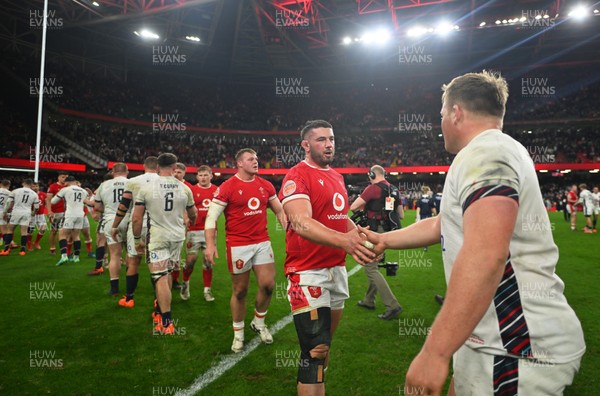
[111,156,159,302]
[577,183,595,233]
[361,71,585,395]
[52,176,88,265]
[1,178,39,256]
[132,153,197,334]
[0,180,12,247]
[92,164,129,284]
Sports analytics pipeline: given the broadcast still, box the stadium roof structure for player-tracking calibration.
[1,0,599,82]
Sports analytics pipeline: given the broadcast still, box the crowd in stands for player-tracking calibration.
[3,53,600,169]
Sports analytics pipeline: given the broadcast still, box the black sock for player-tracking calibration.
[110,278,119,294]
[126,274,139,300]
[20,235,27,251]
[59,239,68,255]
[95,246,105,269]
[161,311,172,327]
[73,240,81,256]
[3,234,12,251]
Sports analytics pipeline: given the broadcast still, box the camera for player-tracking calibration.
[350,210,368,227]
[378,262,399,276]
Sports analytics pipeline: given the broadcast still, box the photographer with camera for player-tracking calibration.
[349,165,403,320]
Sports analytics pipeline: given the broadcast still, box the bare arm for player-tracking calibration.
[186,205,197,228]
[111,190,133,229]
[405,196,518,394]
[131,203,145,239]
[358,215,441,255]
[283,198,375,264]
[268,197,288,230]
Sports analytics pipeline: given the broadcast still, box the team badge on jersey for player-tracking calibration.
[282,180,296,197]
[202,198,211,207]
[307,286,322,299]
[235,259,244,270]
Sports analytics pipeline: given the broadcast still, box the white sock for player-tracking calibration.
[253,310,268,328]
[233,321,244,340]
[204,287,211,293]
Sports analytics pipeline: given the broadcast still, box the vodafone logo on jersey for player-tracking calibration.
[244,197,263,216]
[248,197,260,210]
[332,192,345,211]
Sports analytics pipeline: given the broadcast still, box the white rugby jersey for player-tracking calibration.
[10,187,39,214]
[0,188,11,213]
[135,175,194,243]
[53,185,88,217]
[124,172,159,224]
[440,129,585,363]
[592,192,600,207]
[578,189,594,211]
[95,176,128,219]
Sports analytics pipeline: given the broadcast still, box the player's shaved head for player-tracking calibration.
[300,120,333,140]
[157,153,178,168]
[22,178,34,186]
[111,162,128,174]
[144,156,159,171]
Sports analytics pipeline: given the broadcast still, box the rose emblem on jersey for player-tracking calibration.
[307,286,322,299]
[202,198,211,208]
[332,192,345,211]
[282,180,296,197]
[235,259,244,270]
[247,197,260,210]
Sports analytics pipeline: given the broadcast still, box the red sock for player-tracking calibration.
[85,241,92,253]
[35,234,43,244]
[203,267,212,288]
[67,243,72,255]
[172,270,180,283]
[183,267,193,282]
[28,235,32,243]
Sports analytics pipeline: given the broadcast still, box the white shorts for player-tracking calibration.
[83,215,90,229]
[287,266,349,314]
[50,212,65,231]
[453,344,581,396]
[127,225,148,257]
[63,216,85,230]
[226,240,274,274]
[186,230,206,254]
[10,212,32,226]
[594,206,600,215]
[101,216,127,245]
[29,214,47,230]
[148,240,183,268]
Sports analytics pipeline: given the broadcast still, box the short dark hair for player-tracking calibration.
[58,171,69,176]
[0,180,10,187]
[65,176,76,182]
[157,153,178,168]
[144,156,159,171]
[175,162,186,172]
[22,178,34,185]
[300,120,333,140]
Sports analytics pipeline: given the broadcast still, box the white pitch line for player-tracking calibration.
[177,264,364,396]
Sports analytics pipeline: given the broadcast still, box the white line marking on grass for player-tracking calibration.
[177,264,364,396]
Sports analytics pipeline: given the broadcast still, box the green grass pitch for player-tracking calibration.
[1,211,597,395]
